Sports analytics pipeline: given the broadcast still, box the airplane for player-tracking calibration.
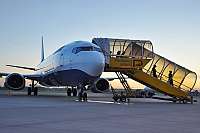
[0,37,111,101]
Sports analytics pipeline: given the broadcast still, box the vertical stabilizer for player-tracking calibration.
[41,36,45,62]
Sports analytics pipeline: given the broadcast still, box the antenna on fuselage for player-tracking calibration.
[41,36,45,62]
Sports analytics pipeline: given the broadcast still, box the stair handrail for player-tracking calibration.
[140,68,191,92]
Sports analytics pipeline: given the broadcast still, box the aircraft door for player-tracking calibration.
[59,47,78,69]
[69,53,78,69]
[60,50,65,67]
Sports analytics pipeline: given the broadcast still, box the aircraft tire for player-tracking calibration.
[113,95,119,101]
[173,100,176,103]
[83,93,87,101]
[120,95,126,102]
[28,87,31,95]
[67,88,72,96]
[183,99,188,104]
[73,89,77,96]
[34,87,38,95]
[78,92,83,101]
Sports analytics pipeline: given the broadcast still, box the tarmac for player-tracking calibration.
[0,90,200,133]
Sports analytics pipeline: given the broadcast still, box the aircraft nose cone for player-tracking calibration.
[84,53,105,76]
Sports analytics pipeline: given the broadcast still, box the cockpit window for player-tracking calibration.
[93,47,102,52]
[72,46,102,54]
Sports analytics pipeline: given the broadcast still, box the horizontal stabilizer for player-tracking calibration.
[6,64,36,71]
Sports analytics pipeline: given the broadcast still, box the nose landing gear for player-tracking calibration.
[77,83,87,102]
[78,92,87,101]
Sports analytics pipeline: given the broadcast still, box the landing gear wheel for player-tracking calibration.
[67,88,72,96]
[172,97,177,103]
[173,100,176,103]
[73,89,77,96]
[120,95,126,102]
[78,92,83,101]
[34,87,38,95]
[183,99,188,104]
[28,87,31,95]
[113,94,119,101]
[83,93,87,101]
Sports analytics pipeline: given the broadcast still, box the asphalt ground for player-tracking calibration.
[0,90,200,133]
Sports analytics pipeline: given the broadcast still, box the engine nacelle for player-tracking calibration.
[4,73,25,91]
[89,78,110,93]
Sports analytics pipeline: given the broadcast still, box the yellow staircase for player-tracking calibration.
[122,70,192,103]
[115,72,135,102]
[92,38,197,103]
[106,65,194,103]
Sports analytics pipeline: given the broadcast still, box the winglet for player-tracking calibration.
[41,36,45,62]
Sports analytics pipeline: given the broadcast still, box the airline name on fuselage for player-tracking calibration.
[114,58,143,67]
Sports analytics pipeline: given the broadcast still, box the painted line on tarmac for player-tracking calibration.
[75,99,121,104]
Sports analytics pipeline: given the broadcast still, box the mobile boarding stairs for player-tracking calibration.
[92,38,197,104]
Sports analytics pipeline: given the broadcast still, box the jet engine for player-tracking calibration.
[4,73,25,91]
[89,78,110,93]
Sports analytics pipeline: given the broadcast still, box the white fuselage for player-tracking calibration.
[35,41,105,86]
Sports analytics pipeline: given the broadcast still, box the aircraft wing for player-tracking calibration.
[0,72,9,77]
[0,64,43,81]
[0,72,43,82]
[6,64,36,71]
[23,73,44,81]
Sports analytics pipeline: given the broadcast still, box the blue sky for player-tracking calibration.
[0,0,200,89]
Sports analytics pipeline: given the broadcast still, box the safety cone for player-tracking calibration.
[8,91,11,97]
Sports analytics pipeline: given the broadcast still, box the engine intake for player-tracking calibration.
[89,78,110,93]
[4,73,25,91]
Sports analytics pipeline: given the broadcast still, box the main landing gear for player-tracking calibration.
[66,83,87,101]
[28,80,38,96]
[67,86,78,96]
[113,92,126,102]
